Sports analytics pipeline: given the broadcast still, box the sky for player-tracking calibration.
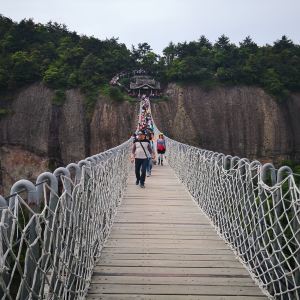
[0,0,299,54]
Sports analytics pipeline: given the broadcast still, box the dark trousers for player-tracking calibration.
[135,158,148,184]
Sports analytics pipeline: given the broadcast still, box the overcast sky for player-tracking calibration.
[0,0,299,54]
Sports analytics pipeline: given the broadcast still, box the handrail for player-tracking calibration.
[0,139,131,299]
[165,136,300,300]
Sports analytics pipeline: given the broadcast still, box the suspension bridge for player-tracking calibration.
[0,98,299,300]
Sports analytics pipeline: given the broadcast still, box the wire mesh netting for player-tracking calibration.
[0,140,131,300]
[165,137,300,300]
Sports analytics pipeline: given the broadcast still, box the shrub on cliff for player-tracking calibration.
[52,89,66,106]
[109,86,124,102]
[0,108,11,118]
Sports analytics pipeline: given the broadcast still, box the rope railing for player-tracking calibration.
[165,137,300,300]
[0,139,131,299]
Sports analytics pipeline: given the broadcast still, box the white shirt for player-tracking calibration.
[133,139,152,159]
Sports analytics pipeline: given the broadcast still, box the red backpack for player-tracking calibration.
[157,140,166,151]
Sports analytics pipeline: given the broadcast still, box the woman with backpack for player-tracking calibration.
[157,133,166,166]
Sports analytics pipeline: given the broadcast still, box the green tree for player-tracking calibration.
[10,51,39,84]
[273,35,294,52]
[0,65,9,89]
[132,42,152,63]
[43,63,68,88]
[163,42,177,65]
[198,35,212,49]
[239,36,258,52]
[141,52,159,73]
[165,59,186,81]
[78,54,104,85]
[216,67,234,82]
[261,68,286,97]
[0,15,13,40]
[214,34,231,50]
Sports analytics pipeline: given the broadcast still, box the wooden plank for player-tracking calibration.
[118,205,198,210]
[115,217,208,222]
[111,223,213,229]
[106,236,223,242]
[121,201,195,205]
[115,215,207,219]
[117,209,200,214]
[109,229,218,235]
[108,232,218,237]
[104,242,228,249]
[113,221,213,225]
[108,235,223,240]
[90,275,256,286]
[110,226,216,231]
[101,247,234,255]
[93,266,251,277]
[116,213,206,217]
[96,259,244,268]
[88,284,265,296]
[98,253,238,261]
[105,240,225,246]
[87,295,266,300]
[108,232,218,238]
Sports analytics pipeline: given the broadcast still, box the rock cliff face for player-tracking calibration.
[0,83,138,195]
[152,84,300,163]
[90,96,138,154]
[0,145,49,196]
[1,82,299,195]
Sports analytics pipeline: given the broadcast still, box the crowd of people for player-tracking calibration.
[131,95,166,188]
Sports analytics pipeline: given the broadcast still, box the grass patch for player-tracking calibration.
[109,86,124,102]
[100,84,136,103]
[0,107,12,118]
[84,90,99,119]
[124,94,137,103]
[100,84,111,97]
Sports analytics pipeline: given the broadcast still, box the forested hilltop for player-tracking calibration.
[0,14,300,107]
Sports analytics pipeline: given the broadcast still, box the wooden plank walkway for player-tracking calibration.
[87,163,267,300]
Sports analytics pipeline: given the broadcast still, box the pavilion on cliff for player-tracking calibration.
[129,75,161,97]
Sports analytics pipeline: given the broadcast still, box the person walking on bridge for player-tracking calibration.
[146,132,155,176]
[131,131,153,188]
[157,133,166,166]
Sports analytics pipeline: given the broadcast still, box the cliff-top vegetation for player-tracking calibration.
[0,15,300,104]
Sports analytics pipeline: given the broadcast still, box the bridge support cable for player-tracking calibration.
[165,137,300,300]
[0,141,131,299]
